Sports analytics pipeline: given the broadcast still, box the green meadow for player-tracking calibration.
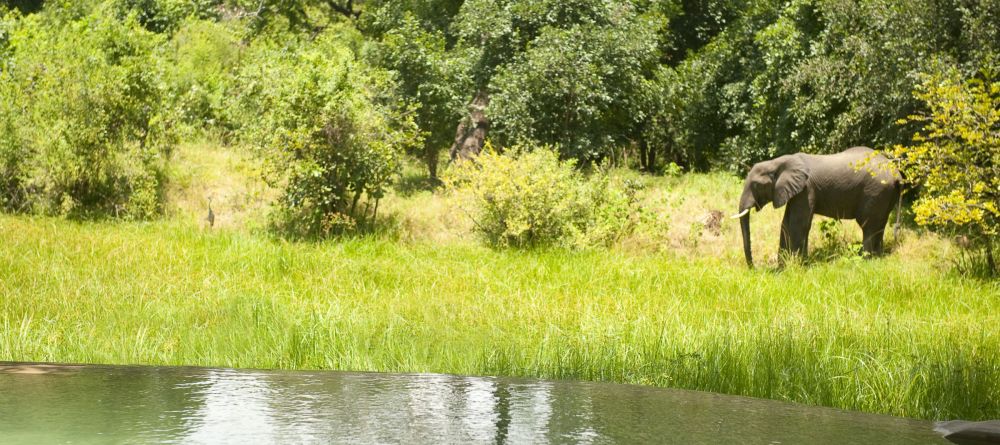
[2,144,997,420]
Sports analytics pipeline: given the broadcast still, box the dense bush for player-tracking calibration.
[887,64,999,275]
[230,27,418,237]
[445,144,639,248]
[112,0,221,33]
[0,10,10,69]
[163,18,241,131]
[0,6,175,218]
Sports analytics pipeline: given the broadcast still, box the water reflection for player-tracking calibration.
[0,363,948,444]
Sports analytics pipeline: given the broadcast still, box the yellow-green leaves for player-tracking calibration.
[889,64,999,269]
[445,144,639,248]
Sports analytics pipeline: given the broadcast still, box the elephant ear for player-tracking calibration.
[773,155,810,208]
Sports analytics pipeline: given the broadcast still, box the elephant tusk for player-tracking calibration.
[730,208,750,219]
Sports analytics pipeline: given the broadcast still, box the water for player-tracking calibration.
[0,362,949,444]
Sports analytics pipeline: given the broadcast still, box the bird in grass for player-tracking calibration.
[207,197,215,228]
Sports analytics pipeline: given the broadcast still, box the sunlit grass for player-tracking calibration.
[163,140,273,229]
[1,215,997,420]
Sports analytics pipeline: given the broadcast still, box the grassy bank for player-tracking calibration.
[2,142,998,421]
[1,214,997,420]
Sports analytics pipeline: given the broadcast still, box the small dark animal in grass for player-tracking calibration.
[935,420,1000,445]
[732,146,901,267]
[207,197,215,228]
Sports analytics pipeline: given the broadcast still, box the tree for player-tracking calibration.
[112,0,221,33]
[360,0,465,40]
[369,14,472,180]
[662,0,743,65]
[230,27,419,237]
[888,64,999,275]
[488,16,660,162]
[650,0,1000,173]
[451,0,667,163]
[1,0,43,14]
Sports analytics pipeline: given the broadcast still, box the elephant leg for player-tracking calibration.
[858,214,889,256]
[780,194,814,259]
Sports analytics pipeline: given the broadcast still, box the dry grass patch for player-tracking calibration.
[164,140,272,230]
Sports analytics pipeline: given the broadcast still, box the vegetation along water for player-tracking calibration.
[0,0,997,423]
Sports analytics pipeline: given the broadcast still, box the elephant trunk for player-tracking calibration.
[740,213,752,267]
[737,185,756,267]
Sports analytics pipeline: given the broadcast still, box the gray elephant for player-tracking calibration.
[732,146,901,267]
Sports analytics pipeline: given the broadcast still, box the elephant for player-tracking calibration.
[732,146,901,267]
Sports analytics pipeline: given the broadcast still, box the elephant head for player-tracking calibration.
[732,154,810,267]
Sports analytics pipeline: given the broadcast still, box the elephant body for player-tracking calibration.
[736,147,900,266]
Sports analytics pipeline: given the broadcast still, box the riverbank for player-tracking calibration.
[1,212,997,420]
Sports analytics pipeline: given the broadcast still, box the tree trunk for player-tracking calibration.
[425,145,439,182]
[350,190,361,218]
[646,142,656,172]
[450,90,490,162]
[638,140,649,171]
[987,242,997,276]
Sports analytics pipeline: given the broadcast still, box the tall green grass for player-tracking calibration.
[1,215,997,420]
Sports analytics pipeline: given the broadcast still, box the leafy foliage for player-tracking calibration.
[0,10,11,68]
[368,13,472,179]
[488,14,661,162]
[1,0,43,15]
[163,18,241,131]
[230,27,419,237]
[0,5,175,218]
[360,0,465,39]
[651,0,1000,172]
[450,0,667,163]
[112,0,222,33]
[445,144,640,248]
[887,64,999,274]
[219,0,360,34]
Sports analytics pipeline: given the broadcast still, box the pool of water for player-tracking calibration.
[0,362,950,444]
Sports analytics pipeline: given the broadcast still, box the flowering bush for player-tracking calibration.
[888,64,999,275]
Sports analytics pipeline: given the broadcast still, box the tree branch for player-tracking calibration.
[325,0,361,19]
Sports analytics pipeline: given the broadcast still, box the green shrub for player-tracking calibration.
[0,12,10,63]
[163,18,240,132]
[230,27,419,237]
[112,0,221,33]
[811,218,863,261]
[887,63,999,276]
[445,144,639,248]
[0,7,175,218]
